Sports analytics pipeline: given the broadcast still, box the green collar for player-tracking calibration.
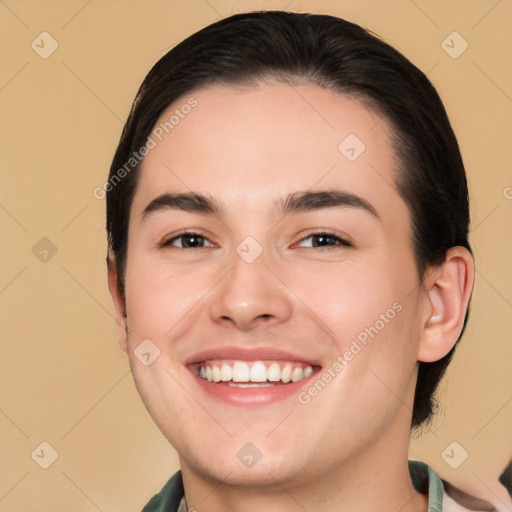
[409,460,444,512]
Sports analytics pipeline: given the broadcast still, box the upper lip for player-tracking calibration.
[184,346,322,367]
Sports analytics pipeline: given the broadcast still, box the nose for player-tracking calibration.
[209,250,293,332]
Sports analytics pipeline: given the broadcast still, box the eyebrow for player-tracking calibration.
[141,192,222,219]
[141,190,380,220]
[282,190,379,218]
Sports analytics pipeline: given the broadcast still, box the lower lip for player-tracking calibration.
[190,370,318,406]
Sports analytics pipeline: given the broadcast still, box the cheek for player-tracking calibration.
[123,254,189,342]
[282,260,402,345]
[287,257,422,391]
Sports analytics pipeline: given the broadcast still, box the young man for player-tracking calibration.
[106,11,481,511]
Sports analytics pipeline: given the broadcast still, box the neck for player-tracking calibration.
[180,406,428,512]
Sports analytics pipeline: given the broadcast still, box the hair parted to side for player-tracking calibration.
[106,11,472,429]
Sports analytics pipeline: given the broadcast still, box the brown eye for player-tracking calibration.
[297,232,352,249]
[162,232,214,248]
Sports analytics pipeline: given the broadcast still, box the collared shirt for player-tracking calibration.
[141,460,494,512]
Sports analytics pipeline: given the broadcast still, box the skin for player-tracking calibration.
[108,83,474,511]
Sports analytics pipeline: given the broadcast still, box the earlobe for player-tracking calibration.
[107,252,129,354]
[417,247,475,363]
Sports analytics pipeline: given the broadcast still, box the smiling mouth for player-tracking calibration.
[195,360,317,387]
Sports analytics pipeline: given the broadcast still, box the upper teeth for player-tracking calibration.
[198,361,314,384]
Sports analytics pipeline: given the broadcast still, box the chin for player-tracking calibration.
[177,432,316,489]
[185,453,305,489]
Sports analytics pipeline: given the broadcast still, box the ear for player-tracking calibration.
[107,251,129,354]
[417,246,475,363]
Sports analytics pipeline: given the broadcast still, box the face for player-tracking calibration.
[115,83,431,488]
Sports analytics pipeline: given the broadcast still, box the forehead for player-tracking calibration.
[131,82,407,227]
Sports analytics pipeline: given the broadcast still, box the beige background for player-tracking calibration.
[0,0,511,510]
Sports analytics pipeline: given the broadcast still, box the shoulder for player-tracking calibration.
[409,460,509,512]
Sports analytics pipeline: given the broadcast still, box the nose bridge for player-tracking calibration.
[209,242,292,330]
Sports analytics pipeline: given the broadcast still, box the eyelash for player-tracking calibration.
[160,231,352,250]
